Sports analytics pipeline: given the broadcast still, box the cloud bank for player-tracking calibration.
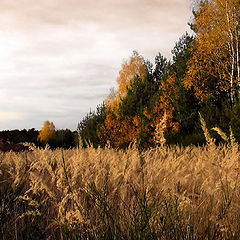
[0,0,193,130]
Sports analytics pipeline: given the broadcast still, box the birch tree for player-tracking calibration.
[38,121,56,143]
[185,0,240,105]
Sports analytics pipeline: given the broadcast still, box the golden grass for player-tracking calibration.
[1,143,240,239]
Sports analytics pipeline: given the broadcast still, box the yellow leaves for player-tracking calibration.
[105,88,120,108]
[117,51,147,96]
[185,0,240,101]
[38,121,56,143]
[184,53,212,101]
[105,51,147,118]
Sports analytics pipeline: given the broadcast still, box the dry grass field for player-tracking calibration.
[1,141,240,239]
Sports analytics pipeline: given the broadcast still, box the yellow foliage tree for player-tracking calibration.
[105,51,147,112]
[38,120,56,143]
[117,50,147,96]
[185,0,240,103]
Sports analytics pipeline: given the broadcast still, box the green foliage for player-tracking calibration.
[230,101,240,142]
[119,53,169,119]
[0,128,77,150]
[118,54,170,148]
[166,33,201,145]
[120,75,153,117]
[171,32,194,80]
[200,97,231,129]
[77,103,106,148]
[0,128,39,145]
[48,129,77,149]
[152,53,169,85]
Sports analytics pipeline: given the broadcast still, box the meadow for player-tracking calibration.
[1,139,240,240]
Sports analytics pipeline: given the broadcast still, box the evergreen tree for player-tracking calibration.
[77,104,106,148]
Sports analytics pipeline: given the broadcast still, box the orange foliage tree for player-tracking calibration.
[144,75,180,145]
[98,51,148,148]
[38,120,56,143]
[98,110,139,148]
[184,0,240,104]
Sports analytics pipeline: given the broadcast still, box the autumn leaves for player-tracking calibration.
[185,0,240,104]
[78,0,240,148]
[38,120,56,143]
[98,51,149,148]
[97,51,179,148]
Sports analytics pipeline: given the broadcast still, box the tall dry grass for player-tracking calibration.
[1,140,240,239]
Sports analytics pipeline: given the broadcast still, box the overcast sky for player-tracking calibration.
[0,0,193,131]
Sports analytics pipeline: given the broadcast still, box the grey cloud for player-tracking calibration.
[44,91,108,101]
[0,0,192,31]
[0,0,193,130]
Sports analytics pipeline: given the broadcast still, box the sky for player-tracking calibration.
[0,0,193,131]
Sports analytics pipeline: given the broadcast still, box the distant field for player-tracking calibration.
[1,144,240,239]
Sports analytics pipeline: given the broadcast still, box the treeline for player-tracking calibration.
[78,0,240,148]
[0,128,77,149]
[0,128,39,145]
